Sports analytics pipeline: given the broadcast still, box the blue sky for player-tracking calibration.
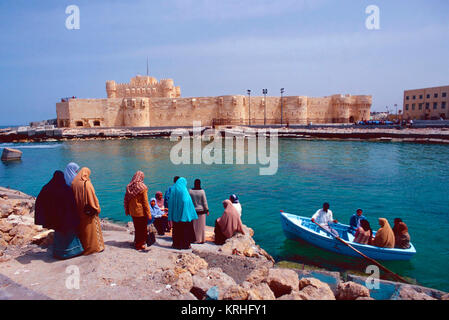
[0,0,448,125]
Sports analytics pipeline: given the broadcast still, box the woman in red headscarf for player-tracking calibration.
[393,218,411,249]
[124,171,151,250]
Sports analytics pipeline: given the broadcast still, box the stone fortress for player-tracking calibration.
[56,74,372,128]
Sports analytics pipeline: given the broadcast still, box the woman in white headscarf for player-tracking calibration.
[64,162,80,186]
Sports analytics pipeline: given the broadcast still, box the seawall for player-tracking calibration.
[1,126,449,145]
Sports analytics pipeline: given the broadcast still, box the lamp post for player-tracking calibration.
[280,88,285,126]
[394,104,398,122]
[247,89,251,126]
[263,89,268,125]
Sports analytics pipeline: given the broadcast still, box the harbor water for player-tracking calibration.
[1,138,448,292]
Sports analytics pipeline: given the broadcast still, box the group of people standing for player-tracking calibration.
[312,203,411,249]
[35,163,104,259]
[124,173,245,250]
[35,164,247,260]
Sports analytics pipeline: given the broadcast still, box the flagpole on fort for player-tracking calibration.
[247,89,251,126]
[146,57,149,76]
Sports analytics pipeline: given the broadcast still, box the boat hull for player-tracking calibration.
[280,212,416,261]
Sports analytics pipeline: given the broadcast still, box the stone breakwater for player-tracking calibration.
[1,126,449,144]
[0,186,448,300]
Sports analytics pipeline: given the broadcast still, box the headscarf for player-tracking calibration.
[149,197,165,218]
[230,194,239,203]
[393,221,411,249]
[395,222,408,235]
[372,218,395,248]
[64,162,80,186]
[71,167,101,215]
[392,218,404,235]
[124,171,148,216]
[193,179,202,190]
[35,170,80,232]
[155,191,164,208]
[216,199,245,238]
[168,177,198,222]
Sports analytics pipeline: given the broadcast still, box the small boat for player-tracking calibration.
[280,211,416,261]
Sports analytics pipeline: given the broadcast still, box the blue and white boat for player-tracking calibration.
[280,211,416,261]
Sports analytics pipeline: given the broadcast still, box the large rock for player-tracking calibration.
[8,224,36,246]
[277,291,304,300]
[396,286,436,300]
[297,277,336,300]
[266,268,299,298]
[223,285,249,300]
[245,266,269,285]
[174,253,208,275]
[241,281,276,300]
[191,267,237,300]
[173,271,193,294]
[336,281,371,300]
[0,220,13,233]
[1,148,22,161]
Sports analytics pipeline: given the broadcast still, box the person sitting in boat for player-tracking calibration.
[372,218,395,248]
[349,208,366,234]
[392,218,411,249]
[311,202,339,236]
[353,219,373,245]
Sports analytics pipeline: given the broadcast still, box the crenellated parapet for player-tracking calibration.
[106,75,181,99]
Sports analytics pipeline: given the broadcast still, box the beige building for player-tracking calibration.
[56,75,372,128]
[403,85,449,120]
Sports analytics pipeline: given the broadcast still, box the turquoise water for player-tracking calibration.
[1,139,449,292]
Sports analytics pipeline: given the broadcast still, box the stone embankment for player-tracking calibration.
[0,186,448,300]
[1,126,449,144]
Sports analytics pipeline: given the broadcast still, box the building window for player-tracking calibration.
[434,102,438,109]
[412,95,416,100]
[426,103,430,109]
[76,121,83,127]
[434,93,438,98]
[419,95,423,99]
[443,92,447,98]
[442,102,446,109]
[93,120,101,126]
[405,104,409,110]
[412,104,415,110]
[419,103,423,110]
[406,96,410,100]
[426,94,430,99]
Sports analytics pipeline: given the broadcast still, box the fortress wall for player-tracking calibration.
[149,97,222,127]
[122,98,150,127]
[56,90,371,128]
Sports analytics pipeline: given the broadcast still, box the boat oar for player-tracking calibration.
[311,220,410,284]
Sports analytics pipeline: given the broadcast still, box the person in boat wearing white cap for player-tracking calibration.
[311,202,339,237]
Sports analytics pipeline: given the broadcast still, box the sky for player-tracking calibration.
[0,0,448,125]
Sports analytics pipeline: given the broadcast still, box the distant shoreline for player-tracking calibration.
[1,126,449,145]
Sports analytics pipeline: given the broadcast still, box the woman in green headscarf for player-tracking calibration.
[168,177,198,249]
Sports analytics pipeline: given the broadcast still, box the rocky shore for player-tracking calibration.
[0,186,448,300]
[1,126,449,144]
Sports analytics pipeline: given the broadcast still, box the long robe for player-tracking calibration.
[168,177,198,249]
[189,188,209,243]
[71,167,104,255]
[372,218,395,248]
[35,170,84,259]
[214,200,244,245]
